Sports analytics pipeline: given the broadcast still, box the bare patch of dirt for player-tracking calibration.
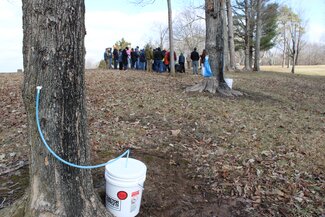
[1,70,324,216]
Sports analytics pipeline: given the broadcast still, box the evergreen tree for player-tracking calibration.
[260,3,279,51]
[233,0,279,68]
[114,38,131,49]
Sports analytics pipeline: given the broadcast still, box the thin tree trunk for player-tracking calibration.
[253,0,262,71]
[295,41,300,65]
[22,0,111,216]
[222,0,230,71]
[226,0,236,70]
[215,0,228,81]
[282,26,286,68]
[167,0,175,75]
[249,0,255,70]
[287,47,291,68]
[295,27,302,65]
[160,37,164,50]
[244,0,252,71]
[291,24,297,74]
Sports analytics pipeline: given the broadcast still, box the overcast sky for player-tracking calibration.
[0,0,324,72]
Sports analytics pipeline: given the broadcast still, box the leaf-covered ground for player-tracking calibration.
[0,69,324,216]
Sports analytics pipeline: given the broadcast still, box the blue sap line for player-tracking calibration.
[36,86,130,169]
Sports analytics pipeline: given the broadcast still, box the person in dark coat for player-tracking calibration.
[139,49,146,70]
[190,47,200,75]
[200,49,207,68]
[122,47,129,71]
[153,47,164,73]
[113,48,119,69]
[130,48,138,69]
[118,49,123,70]
[178,53,185,73]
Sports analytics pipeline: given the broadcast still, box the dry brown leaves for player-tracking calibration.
[1,70,324,216]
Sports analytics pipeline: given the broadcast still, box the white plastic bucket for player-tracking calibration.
[225,78,233,89]
[105,158,147,217]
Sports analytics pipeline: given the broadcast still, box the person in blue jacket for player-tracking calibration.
[202,50,213,77]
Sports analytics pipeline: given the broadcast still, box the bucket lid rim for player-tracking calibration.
[105,158,147,179]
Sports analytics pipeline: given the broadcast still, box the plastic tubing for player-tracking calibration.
[36,86,130,169]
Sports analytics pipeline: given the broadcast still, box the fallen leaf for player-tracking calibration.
[0,154,5,160]
[44,157,49,166]
[214,147,225,156]
[274,189,285,197]
[261,150,271,157]
[171,129,181,136]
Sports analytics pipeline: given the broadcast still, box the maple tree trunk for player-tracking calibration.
[205,0,226,82]
[20,0,112,216]
[186,0,242,97]
[187,0,242,97]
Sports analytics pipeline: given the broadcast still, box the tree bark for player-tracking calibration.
[21,0,111,216]
[291,24,297,74]
[243,0,252,71]
[205,0,218,76]
[222,0,230,71]
[295,26,303,65]
[287,48,291,68]
[248,0,255,70]
[167,0,175,75]
[295,38,300,66]
[282,25,286,68]
[205,0,226,81]
[226,0,236,70]
[253,0,262,71]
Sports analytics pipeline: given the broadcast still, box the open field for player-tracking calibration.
[3,65,325,76]
[0,69,324,216]
[261,65,325,76]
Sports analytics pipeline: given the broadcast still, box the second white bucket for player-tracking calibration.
[105,158,147,217]
[225,78,233,89]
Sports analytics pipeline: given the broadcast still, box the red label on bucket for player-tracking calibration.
[132,191,139,197]
[130,190,140,212]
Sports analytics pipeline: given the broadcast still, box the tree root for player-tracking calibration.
[0,191,112,217]
[186,77,243,97]
[0,161,28,176]
[186,77,218,94]
[0,193,27,217]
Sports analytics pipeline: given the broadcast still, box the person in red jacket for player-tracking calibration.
[164,50,177,73]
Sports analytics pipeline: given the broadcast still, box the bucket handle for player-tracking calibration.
[138,183,144,190]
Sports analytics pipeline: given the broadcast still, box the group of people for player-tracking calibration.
[103,46,212,77]
[190,48,212,77]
